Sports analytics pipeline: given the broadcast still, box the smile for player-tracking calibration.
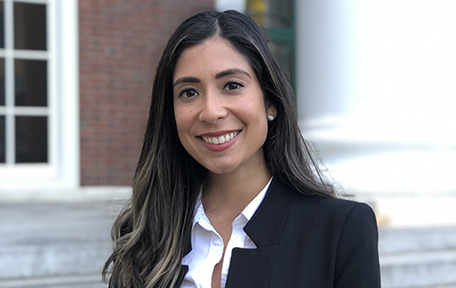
[201,131,240,145]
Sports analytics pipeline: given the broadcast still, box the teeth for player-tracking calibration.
[202,131,239,145]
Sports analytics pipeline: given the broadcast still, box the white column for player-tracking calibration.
[296,0,359,121]
[295,0,456,226]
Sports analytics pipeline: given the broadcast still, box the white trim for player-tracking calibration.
[0,106,49,115]
[0,49,48,59]
[47,0,57,179]
[58,0,80,188]
[12,0,48,4]
[4,0,14,164]
[0,186,132,203]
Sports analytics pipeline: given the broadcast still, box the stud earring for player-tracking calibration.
[268,114,275,121]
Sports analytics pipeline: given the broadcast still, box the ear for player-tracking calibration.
[266,102,277,119]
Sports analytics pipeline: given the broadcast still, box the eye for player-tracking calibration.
[224,82,244,91]
[179,88,199,98]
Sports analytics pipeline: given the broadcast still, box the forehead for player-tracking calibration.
[173,37,253,78]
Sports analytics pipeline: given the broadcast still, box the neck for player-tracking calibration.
[203,161,271,218]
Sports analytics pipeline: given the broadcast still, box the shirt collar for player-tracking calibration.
[241,177,273,221]
[192,199,207,228]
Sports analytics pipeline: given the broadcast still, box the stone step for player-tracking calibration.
[0,274,106,288]
[0,201,119,280]
[0,243,112,279]
[379,226,456,255]
[2,201,456,288]
[379,226,456,287]
[380,249,456,288]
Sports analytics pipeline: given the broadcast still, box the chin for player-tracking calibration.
[205,163,238,175]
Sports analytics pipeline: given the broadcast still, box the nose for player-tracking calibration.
[198,90,228,124]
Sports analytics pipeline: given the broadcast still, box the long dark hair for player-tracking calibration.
[103,10,335,288]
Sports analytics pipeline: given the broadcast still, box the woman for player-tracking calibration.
[103,10,381,288]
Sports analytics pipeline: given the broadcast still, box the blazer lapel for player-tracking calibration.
[225,177,295,288]
[175,265,188,288]
[174,233,192,288]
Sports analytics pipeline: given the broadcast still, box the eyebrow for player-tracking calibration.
[173,77,200,88]
[215,68,251,79]
[173,68,251,88]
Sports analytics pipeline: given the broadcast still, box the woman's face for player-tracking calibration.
[173,37,276,175]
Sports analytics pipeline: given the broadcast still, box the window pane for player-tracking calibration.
[0,1,4,48]
[0,116,4,163]
[15,116,47,163]
[14,2,46,50]
[0,58,4,106]
[15,59,47,107]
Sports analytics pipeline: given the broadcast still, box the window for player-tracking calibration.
[0,1,48,164]
[0,0,79,190]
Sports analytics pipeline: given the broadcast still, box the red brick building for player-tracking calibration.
[79,0,214,186]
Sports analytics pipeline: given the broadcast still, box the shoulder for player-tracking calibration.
[266,178,381,286]
[275,180,377,230]
[264,176,378,235]
[288,188,379,251]
[302,195,376,222]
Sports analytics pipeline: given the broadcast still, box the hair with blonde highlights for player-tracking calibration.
[103,10,335,288]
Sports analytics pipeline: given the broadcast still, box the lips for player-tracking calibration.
[198,130,241,151]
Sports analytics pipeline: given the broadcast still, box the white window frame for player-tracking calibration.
[0,0,79,191]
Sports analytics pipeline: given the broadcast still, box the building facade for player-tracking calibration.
[2,0,455,214]
[0,0,214,200]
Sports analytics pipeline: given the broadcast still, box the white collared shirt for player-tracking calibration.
[180,178,272,288]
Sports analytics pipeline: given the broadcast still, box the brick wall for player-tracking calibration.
[79,0,214,186]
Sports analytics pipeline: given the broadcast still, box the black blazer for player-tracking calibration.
[176,177,381,287]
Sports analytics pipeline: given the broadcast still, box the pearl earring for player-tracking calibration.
[268,114,275,121]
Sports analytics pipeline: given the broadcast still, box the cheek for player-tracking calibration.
[174,106,195,139]
[242,101,268,126]
[258,118,269,139]
[174,105,187,126]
